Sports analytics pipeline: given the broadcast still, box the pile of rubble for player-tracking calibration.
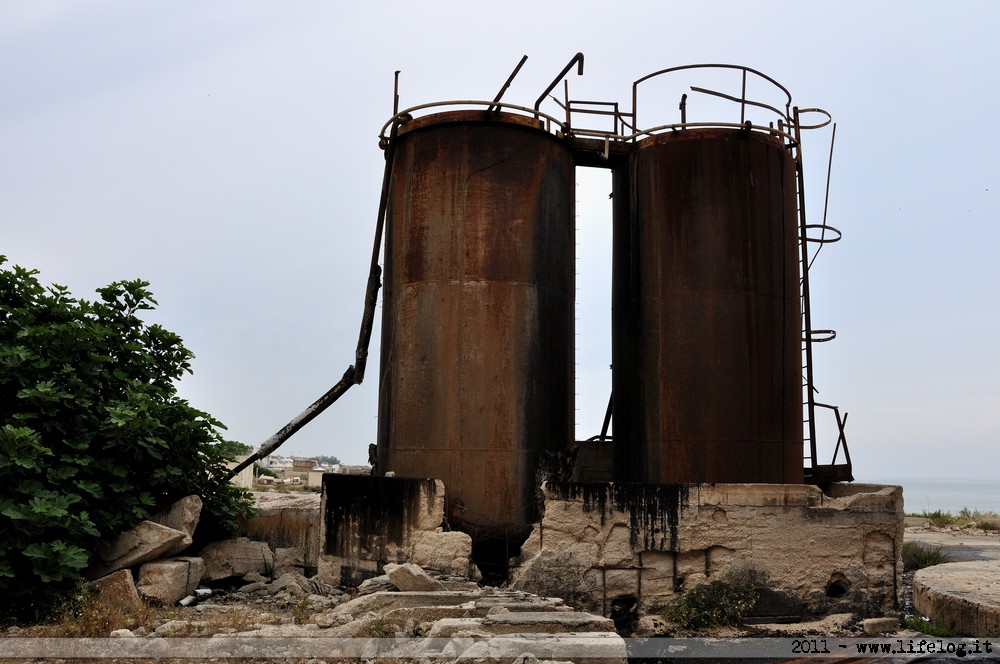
[86,494,289,607]
[78,495,626,662]
[93,563,626,662]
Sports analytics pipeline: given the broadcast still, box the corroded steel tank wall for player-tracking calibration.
[377,111,575,543]
[612,128,803,484]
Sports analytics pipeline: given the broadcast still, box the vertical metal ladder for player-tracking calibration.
[790,108,853,485]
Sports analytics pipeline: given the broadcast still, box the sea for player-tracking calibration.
[860,477,1000,515]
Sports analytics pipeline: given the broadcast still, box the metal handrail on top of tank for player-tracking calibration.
[631,64,794,138]
[571,121,799,145]
[379,103,820,155]
[378,100,574,144]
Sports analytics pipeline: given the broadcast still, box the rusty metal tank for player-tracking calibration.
[612,127,803,484]
[377,111,575,545]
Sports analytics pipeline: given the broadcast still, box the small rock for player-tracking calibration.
[357,574,395,595]
[238,581,267,594]
[109,628,136,638]
[862,617,900,635]
[636,614,668,636]
[384,563,446,591]
[153,620,192,637]
[313,611,353,628]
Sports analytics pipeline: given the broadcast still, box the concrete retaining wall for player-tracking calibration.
[509,482,903,618]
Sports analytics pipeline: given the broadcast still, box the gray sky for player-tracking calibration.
[2,1,998,481]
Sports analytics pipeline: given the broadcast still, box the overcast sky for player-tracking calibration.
[2,1,998,482]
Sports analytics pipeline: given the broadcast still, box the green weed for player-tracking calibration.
[904,613,956,637]
[902,541,953,572]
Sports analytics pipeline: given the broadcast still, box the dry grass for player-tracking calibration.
[12,585,283,638]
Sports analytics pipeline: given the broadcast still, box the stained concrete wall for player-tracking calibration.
[318,475,478,586]
[509,482,903,619]
[315,476,902,621]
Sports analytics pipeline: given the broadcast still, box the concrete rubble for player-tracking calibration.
[136,556,206,605]
[87,520,191,579]
[384,562,447,591]
[200,537,275,580]
[149,494,202,548]
[88,558,625,663]
[221,581,626,663]
[89,568,143,613]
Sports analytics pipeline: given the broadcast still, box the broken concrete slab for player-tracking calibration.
[448,635,626,664]
[150,495,202,547]
[199,537,274,580]
[427,611,616,637]
[89,569,143,614]
[861,617,900,635]
[384,562,446,591]
[913,560,1000,636]
[87,520,189,579]
[332,590,494,617]
[474,594,569,612]
[410,529,478,578]
[136,557,205,605]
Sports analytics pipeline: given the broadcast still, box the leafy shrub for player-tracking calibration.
[0,257,253,618]
[664,568,761,629]
[902,541,953,571]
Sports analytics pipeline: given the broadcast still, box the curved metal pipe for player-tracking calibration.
[534,52,584,117]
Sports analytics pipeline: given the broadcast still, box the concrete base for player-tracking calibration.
[509,482,903,618]
[316,476,903,621]
[913,560,1000,636]
[319,475,479,585]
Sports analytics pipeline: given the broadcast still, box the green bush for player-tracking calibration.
[0,257,253,618]
[902,541,953,572]
[664,569,761,630]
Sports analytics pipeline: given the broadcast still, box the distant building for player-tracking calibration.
[292,458,318,471]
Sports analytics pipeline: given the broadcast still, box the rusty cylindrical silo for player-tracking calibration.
[377,111,575,548]
[612,128,803,484]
